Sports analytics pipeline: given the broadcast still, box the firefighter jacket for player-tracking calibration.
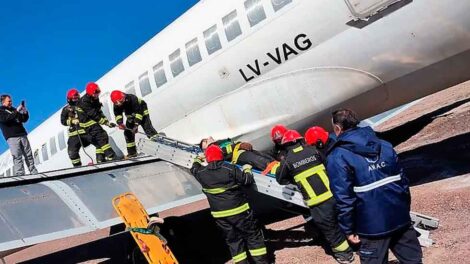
[266,143,287,161]
[78,94,109,125]
[190,160,254,218]
[0,106,28,140]
[276,142,333,207]
[60,104,96,137]
[326,126,411,237]
[113,94,149,126]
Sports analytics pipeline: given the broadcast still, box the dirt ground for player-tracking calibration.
[3,81,470,263]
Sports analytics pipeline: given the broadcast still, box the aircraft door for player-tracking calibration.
[344,0,403,19]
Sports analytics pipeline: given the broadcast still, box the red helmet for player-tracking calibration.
[271,124,287,143]
[205,144,224,162]
[110,90,125,104]
[305,126,329,147]
[86,82,101,97]
[281,130,303,145]
[66,88,80,100]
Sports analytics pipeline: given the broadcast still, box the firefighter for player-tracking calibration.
[304,126,336,156]
[199,137,279,175]
[267,124,288,160]
[60,89,93,167]
[191,144,268,264]
[110,90,159,158]
[276,130,354,264]
[79,82,116,162]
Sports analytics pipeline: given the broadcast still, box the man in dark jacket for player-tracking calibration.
[110,90,159,158]
[79,82,116,162]
[191,144,268,264]
[326,108,422,264]
[276,130,353,264]
[0,95,37,175]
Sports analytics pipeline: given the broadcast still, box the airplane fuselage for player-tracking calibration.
[1,0,470,174]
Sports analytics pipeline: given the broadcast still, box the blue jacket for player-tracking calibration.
[326,126,411,237]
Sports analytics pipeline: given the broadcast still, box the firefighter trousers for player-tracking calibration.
[124,115,158,156]
[86,124,116,162]
[67,134,91,167]
[215,210,268,264]
[309,197,351,255]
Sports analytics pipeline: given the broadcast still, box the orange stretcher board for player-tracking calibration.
[112,192,178,264]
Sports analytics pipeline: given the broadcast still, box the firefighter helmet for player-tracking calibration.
[110,90,125,104]
[66,88,80,103]
[305,126,329,147]
[205,144,224,162]
[86,82,100,97]
[271,124,287,143]
[281,130,303,145]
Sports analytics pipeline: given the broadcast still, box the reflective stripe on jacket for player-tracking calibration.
[190,160,254,218]
[276,143,333,207]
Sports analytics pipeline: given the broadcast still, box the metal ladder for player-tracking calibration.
[138,136,439,247]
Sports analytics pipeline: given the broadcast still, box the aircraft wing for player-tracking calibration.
[0,156,204,253]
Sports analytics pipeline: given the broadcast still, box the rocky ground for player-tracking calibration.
[4,81,470,264]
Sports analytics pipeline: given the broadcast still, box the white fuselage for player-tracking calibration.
[1,0,470,174]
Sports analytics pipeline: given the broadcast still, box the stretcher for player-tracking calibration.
[113,192,178,264]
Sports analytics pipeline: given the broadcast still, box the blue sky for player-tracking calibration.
[0,0,198,152]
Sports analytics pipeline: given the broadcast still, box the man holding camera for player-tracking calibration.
[0,95,38,175]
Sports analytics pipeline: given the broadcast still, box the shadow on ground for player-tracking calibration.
[399,132,470,186]
[377,98,470,146]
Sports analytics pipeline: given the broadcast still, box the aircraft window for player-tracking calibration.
[169,49,185,77]
[153,61,167,88]
[185,38,202,66]
[58,131,66,150]
[244,0,266,27]
[50,137,57,156]
[204,25,222,55]
[41,143,49,162]
[223,10,242,42]
[34,149,40,165]
[125,81,136,95]
[139,72,152,97]
[271,0,292,12]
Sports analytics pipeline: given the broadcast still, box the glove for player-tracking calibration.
[239,142,253,151]
[118,124,126,130]
[193,156,203,164]
[147,216,164,228]
[71,118,80,125]
[132,126,139,134]
[107,122,117,128]
[242,164,252,173]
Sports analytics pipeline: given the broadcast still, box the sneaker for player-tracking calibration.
[333,251,354,264]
